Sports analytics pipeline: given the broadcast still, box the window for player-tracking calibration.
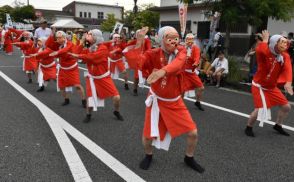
[97,12,104,19]
[88,12,91,18]
[84,12,87,18]
[79,12,82,17]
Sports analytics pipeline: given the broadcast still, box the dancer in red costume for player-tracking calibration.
[182,33,205,111]
[28,37,56,92]
[124,29,152,96]
[245,30,293,137]
[126,26,204,173]
[47,30,86,107]
[68,29,124,122]
[12,31,38,83]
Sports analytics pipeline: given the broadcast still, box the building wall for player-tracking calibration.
[267,18,294,34]
[75,3,122,20]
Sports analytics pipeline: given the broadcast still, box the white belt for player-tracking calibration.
[145,88,181,151]
[185,69,199,75]
[85,71,110,111]
[252,81,271,127]
[40,61,55,68]
[59,62,78,70]
[109,58,120,63]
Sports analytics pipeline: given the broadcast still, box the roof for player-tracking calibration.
[72,1,123,9]
[35,9,73,17]
[51,19,84,28]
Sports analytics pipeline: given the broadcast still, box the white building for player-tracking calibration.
[62,1,123,29]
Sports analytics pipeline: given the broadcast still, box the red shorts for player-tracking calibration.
[85,76,119,99]
[251,85,288,108]
[183,72,204,91]
[143,97,197,140]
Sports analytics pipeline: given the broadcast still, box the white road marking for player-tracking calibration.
[0,66,22,68]
[0,71,146,182]
[0,71,92,182]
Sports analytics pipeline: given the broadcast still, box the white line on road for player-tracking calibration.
[0,71,145,182]
[0,71,92,182]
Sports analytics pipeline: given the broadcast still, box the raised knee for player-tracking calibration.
[283,104,291,112]
[188,130,198,138]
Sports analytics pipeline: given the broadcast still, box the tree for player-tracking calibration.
[0,5,13,24]
[100,14,117,32]
[12,5,35,22]
[124,4,159,31]
[202,0,294,54]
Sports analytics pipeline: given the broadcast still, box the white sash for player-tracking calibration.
[145,88,181,151]
[84,71,110,111]
[138,70,145,88]
[38,61,56,87]
[40,61,55,68]
[252,81,271,127]
[109,58,120,80]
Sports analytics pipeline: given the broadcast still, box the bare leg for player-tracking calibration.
[83,103,92,123]
[216,72,222,87]
[123,70,129,90]
[276,104,291,125]
[139,137,153,170]
[133,78,139,96]
[113,95,123,120]
[245,108,258,137]
[61,89,70,106]
[75,85,86,100]
[273,104,291,136]
[195,87,205,111]
[184,129,205,173]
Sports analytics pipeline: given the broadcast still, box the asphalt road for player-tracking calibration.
[0,49,294,182]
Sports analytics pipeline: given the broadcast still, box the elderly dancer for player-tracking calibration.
[126,27,204,172]
[245,30,293,137]
[182,33,205,111]
[29,37,56,92]
[46,31,86,107]
[68,29,124,123]
[104,33,129,89]
[12,31,38,83]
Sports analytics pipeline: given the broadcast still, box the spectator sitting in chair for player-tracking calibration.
[206,50,229,87]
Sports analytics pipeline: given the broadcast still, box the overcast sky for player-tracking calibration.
[0,0,160,11]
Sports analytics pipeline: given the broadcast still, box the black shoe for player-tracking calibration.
[62,98,70,106]
[184,156,205,173]
[139,154,152,170]
[273,124,290,136]
[195,101,204,111]
[83,114,91,123]
[133,89,138,96]
[113,111,124,121]
[124,83,129,90]
[245,126,255,137]
[37,86,45,92]
[82,99,87,108]
[27,79,32,84]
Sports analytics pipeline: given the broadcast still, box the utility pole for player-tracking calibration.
[27,0,29,5]
[133,0,138,14]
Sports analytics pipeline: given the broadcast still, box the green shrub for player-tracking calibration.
[226,56,242,84]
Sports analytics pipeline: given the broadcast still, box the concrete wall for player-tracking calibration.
[75,4,122,20]
[267,18,294,34]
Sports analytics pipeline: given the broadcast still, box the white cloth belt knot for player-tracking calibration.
[145,88,181,151]
[185,69,199,75]
[252,81,271,127]
[84,71,110,111]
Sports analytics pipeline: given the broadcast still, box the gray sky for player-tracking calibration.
[0,0,160,11]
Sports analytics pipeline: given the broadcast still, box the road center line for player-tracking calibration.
[0,71,145,182]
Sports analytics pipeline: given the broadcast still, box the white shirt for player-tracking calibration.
[213,32,221,47]
[34,27,52,39]
[211,57,229,74]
